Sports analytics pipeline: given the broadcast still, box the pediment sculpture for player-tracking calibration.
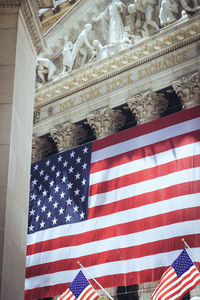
[36,0,200,84]
[36,57,57,83]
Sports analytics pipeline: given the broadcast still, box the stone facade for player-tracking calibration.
[27,0,200,299]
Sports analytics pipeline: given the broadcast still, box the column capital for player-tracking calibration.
[50,122,87,152]
[32,136,54,163]
[33,107,40,124]
[127,90,168,125]
[87,107,126,140]
[172,71,200,109]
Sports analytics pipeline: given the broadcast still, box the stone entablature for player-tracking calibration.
[35,12,200,106]
[33,41,199,137]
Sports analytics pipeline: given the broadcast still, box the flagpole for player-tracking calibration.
[77,261,114,300]
[182,238,196,263]
[182,238,190,249]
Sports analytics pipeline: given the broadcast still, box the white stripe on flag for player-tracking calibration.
[91,118,200,163]
[89,167,200,207]
[90,142,200,185]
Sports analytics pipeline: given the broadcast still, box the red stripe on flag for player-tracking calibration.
[166,270,200,300]
[89,181,200,219]
[26,234,200,279]
[24,263,200,300]
[90,131,200,174]
[26,206,200,256]
[89,155,200,196]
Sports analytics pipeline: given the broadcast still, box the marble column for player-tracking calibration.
[127,90,168,300]
[127,90,168,125]
[0,1,45,299]
[87,107,126,300]
[172,71,200,109]
[50,122,87,152]
[87,107,126,140]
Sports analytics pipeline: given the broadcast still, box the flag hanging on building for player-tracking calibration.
[57,270,99,300]
[25,106,200,299]
[152,249,200,300]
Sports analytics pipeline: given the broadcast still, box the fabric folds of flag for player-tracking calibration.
[25,105,200,299]
[57,270,99,300]
[152,249,200,300]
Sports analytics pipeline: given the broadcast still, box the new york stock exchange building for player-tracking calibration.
[0,0,200,300]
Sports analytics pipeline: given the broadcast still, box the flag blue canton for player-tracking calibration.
[172,249,194,277]
[69,271,90,298]
[28,144,92,234]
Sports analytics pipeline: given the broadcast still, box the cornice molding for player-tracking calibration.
[0,0,20,7]
[21,0,46,54]
[41,8,69,31]
[0,0,46,54]
[34,14,200,108]
[38,0,55,8]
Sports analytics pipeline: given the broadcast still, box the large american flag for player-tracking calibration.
[25,106,200,299]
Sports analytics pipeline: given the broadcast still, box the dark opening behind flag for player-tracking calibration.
[25,106,200,299]
[152,249,200,300]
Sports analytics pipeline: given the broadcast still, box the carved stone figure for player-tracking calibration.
[92,0,127,45]
[128,3,144,39]
[180,0,200,12]
[71,23,93,69]
[128,0,159,37]
[36,57,56,83]
[159,0,179,27]
[122,25,134,47]
[62,35,73,73]
[89,40,103,61]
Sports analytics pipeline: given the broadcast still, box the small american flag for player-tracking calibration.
[57,270,99,300]
[152,249,200,300]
